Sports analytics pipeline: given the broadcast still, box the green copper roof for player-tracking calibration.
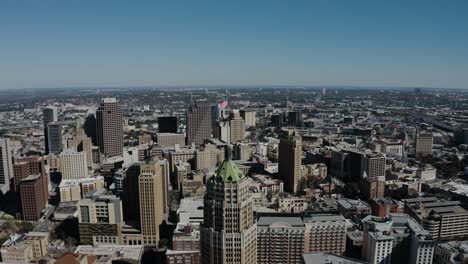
[216,159,245,182]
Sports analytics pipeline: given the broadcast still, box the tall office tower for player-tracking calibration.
[278,135,303,194]
[239,110,256,127]
[211,104,220,127]
[415,132,433,157]
[288,110,302,127]
[43,106,58,154]
[229,111,245,144]
[200,148,257,264]
[186,100,212,145]
[78,193,123,245]
[362,153,386,179]
[83,113,98,145]
[0,138,14,194]
[257,215,305,264]
[59,149,88,179]
[158,159,170,215]
[47,123,63,155]
[304,214,347,255]
[96,98,123,157]
[213,120,231,144]
[158,117,178,133]
[195,144,224,170]
[75,127,93,168]
[122,164,140,225]
[13,156,48,220]
[19,174,47,221]
[138,162,165,246]
[271,113,283,128]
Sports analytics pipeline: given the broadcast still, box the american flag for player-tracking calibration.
[218,100,228,111]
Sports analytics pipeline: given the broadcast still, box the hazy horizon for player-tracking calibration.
[1,0,467,89]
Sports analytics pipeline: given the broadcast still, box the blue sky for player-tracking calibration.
[0,0,467,89]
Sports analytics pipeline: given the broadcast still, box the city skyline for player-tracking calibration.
[1,0,467,89]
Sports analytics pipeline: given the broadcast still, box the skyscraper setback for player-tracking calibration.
[186,100,211,145]
[96,98,123,157]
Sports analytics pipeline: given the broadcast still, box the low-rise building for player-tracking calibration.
[337,198,371,218]
[403,197,468,240]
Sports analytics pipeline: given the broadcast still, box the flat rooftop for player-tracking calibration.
[303,253,366,264]
[257,215,304,227]
[75,245,143,261]
[303,214,345,223]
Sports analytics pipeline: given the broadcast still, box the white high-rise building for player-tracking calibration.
[59,149,88,179]
[0,138,14,194]
[362,214,435,264]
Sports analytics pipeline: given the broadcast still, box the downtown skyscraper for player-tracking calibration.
[186,100,211,145]
[43,106,58,154]
[0,138,14,194]
[96,98,123,157]
[200,148,257,264]
[278,134,303,194]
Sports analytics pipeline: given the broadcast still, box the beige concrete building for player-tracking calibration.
[213,120,231,143]
[0,234,33,263]
[78,192,123,245]
[403,197,468,240]
[239,110,256,127]
[304,214,347,255]
[278,135,302,193]
[195,144,224,170]
[415,132,433,157]
[59,149,89,179]
[59,181,82,202]
[229,111,245,143]
[24,232,49,259]
[138,134,152,145]
[233,143,252,161]
[200,152,257,264]
[257,215,304,264]
[139,162,165,246]
[157,133,186,147]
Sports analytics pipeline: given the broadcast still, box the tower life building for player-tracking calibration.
[96,98,123,157]
[200,148,257,264]
[278,135,303,194]
[43,106,58,154]
[0,138,14,194]
[186,100,212,145]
